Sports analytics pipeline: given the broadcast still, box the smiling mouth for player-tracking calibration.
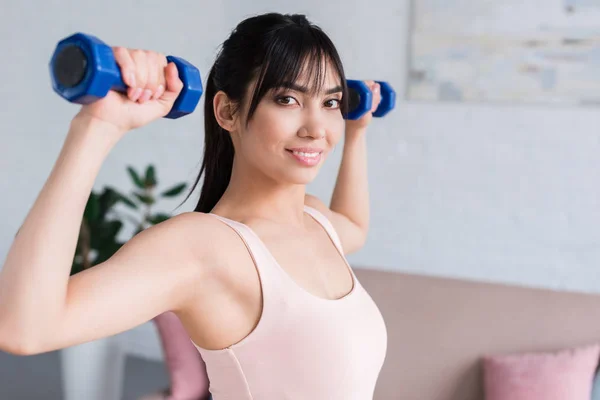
[285,149,323,166]
[286,149,322,158]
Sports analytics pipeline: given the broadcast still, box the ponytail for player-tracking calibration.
[182,64,235,213]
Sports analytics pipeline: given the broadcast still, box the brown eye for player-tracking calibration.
[276,96,298,106]
[325,99,341,109]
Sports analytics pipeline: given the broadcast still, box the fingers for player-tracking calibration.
[368,81,381,112]
[130,50,149,102]
[144,51,168,101]
[113,47,140,101]
[158,62,184,104]
[112,47,171,104]
[153,53,168,100]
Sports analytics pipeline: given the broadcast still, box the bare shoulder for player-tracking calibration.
[304,194,367,254]
[166,210,254,276]
[304,194,334,218]
[166,211,227,238]
[161,211,234,266]
[142,212,219,255]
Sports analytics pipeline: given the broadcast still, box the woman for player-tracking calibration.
[0,12,388,399]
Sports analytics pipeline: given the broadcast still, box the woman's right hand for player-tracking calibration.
[74,47,184,135]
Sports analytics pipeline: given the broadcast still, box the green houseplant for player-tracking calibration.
[71,164,188,276]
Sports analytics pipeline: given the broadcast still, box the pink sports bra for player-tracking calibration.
[193,205,388,399]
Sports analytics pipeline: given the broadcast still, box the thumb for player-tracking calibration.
[371,83,381,112]
[159,62,184,107]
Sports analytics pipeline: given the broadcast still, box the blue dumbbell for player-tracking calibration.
[49,32,203,119]
[345,80,396,120]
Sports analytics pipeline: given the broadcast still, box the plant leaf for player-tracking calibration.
[145,165,157,188]
[103,220,123,240]
[148,213,171,225]
[83,192,100,222]
[116,212,142,227]
[134,225,145,236]
[98,187,122,218]
[70,261,85,276]
[127,166,145,189]
[94,240,124,265]
[133,192,154,205]
[112,189,138,209]
[90,220,123,249]
[160,183,187,197]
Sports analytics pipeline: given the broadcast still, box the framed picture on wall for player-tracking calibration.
[406,0,600,106]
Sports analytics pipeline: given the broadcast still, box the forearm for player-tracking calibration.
[0,116,121,346]
[330,129,369,233]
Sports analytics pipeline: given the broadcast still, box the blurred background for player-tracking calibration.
[1,0,600,398]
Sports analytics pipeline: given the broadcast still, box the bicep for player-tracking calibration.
[34,214,204,354]
[304,194,367,255]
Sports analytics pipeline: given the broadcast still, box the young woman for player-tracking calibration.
[0,12,388,399]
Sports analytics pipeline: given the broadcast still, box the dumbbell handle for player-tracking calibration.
[50,33,203,119]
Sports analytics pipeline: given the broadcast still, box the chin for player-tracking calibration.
[288,169,321,185]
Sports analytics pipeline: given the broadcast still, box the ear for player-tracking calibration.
[213,91,237,132]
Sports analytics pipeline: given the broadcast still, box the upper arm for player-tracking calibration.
[304,194,367,255]
[28,212,212,355]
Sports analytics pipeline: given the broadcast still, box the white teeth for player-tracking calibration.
[292,151,319,158]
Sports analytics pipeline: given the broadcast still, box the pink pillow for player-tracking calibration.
[153,311,211,400]
[483,344,600,400]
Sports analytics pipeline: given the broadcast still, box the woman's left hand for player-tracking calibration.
[344,80,382,135]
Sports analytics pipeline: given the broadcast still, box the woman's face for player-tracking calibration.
[232,61,345,186]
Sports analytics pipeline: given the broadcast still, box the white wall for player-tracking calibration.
[2,0,600,295]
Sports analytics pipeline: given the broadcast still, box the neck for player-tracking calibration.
[212,159,308,226]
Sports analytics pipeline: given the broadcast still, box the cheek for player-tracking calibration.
[327,115,345,144]
[243,119,289,156]
[248,110,297,150]
[243,105,345,155]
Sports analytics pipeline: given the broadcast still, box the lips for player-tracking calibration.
[286,148,323,166]
[286,147,324,153]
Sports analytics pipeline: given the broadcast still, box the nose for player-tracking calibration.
[297,115,326,140]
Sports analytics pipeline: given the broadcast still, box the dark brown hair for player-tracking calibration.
[181,13,349,212]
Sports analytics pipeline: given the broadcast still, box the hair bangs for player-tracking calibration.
[245,25,349,123]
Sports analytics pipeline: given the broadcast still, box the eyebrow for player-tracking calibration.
[279,82,343,95]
